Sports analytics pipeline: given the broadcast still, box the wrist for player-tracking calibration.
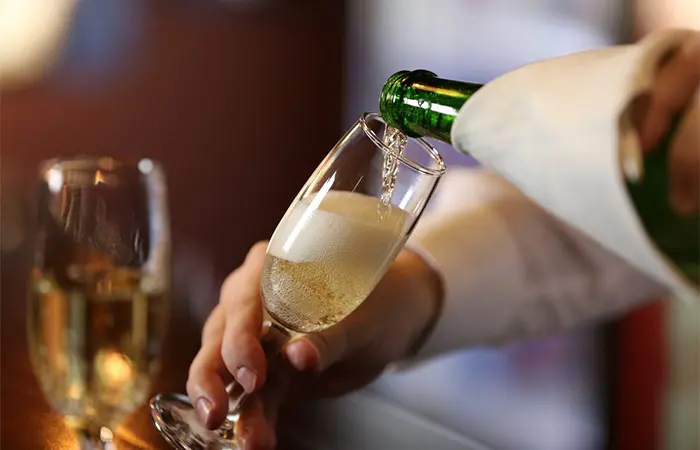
[393,248,445,361]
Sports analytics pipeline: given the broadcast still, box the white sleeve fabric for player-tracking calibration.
[450,28,699,301]
[404,168,669,362]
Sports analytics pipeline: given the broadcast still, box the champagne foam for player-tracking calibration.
[268,191,411,264]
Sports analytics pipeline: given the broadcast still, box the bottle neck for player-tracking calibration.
[380,70,482,144]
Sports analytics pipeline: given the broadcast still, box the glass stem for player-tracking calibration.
[223,320,292,423]
[76,425,116,450]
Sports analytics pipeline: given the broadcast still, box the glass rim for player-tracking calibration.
[39,155,163,177]
[360,112,446,177]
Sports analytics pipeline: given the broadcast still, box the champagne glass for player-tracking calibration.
[28,157,171,449]
[150,112,446,449]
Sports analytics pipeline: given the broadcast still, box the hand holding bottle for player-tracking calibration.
[637,31,699,214]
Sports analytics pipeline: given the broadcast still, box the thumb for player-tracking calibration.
[284,323,351,373]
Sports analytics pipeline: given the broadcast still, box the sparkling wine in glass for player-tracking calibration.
[150,113,445,449]
[28,157,171,449]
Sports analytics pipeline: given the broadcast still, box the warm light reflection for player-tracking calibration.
[99,427,114,443]
[114,424,152,449]
[44,415,78,450]
[103,351,133,385]
[94,170,107,185]
[67,384,84,402]
[0,0,77,89]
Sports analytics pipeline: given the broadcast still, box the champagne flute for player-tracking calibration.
[150,112,446,449]
[28,157,171,449]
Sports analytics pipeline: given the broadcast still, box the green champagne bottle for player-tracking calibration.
[379,70,699,284]
[380,70,482,143]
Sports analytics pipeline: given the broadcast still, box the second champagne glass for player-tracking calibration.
[150,113,446,449]
[28,156,171,449]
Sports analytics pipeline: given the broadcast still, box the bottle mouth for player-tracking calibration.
[379,70,410,130]
[379,69,439,136]
[359,112,446,177]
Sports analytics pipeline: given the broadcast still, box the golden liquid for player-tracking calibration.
[262,191,410,333]
[262,255,383,333]
[27,266,167,430]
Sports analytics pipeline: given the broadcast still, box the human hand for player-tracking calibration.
[638,31,700,214]
[185,241,442,449]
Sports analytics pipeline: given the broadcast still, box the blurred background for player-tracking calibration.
[1,1,698,449]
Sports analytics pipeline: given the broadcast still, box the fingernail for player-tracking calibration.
[236,366,258,393]
[285,341,310,371]
[195,397,213,426]
[288,338,324,372]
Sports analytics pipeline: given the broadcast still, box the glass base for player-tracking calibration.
[150,393,239,450]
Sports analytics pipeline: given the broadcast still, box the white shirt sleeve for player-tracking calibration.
[405,168,669,362]
[448,28,698,301]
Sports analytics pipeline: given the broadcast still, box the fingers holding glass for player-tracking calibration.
[150,114,444,449]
